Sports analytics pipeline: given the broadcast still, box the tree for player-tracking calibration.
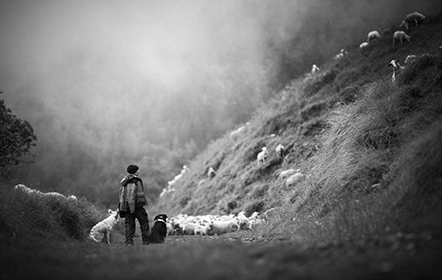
[0,95,37,176]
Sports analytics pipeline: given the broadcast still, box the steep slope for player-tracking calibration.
[153,13,442,228]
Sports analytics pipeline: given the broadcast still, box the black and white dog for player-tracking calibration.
[147,214,168,244]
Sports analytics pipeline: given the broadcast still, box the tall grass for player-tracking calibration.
[252,53,442,242]
[0,183,102,246]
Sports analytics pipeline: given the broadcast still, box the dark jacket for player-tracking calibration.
[118,175,147,214]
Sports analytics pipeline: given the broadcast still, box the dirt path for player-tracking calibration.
[2,231,441,280]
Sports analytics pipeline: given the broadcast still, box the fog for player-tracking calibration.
[1,0,440,205]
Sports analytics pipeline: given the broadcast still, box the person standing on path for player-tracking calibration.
[118,164,150,245]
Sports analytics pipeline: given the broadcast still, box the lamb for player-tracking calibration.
[207,167,216,179]
[367,30,380,42]
[311,64,320,74]
[399,12,426,30]
[359,42,369,49]
[257,147,268,165]
[393,31,411,46]
[387,59,404,82]
[285,172,306,188]
[89,209,119,245]
[275,144,286,158]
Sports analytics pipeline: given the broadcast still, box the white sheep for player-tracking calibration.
[236,212,251,230]
[207,167,216,179]
[359,42,369,49]
[257,147,268,165]
[285,172,306,188]
[399,12,426,30]
[89,209,119,244]
[387,59,404,82]
[194,224,210,235]
[275,144,286,158]
[393,31,411,46]
[208,220,239,235]
[230,122,250,141]
[67,195,77,201]
[182,222,199,235]
[404,54,418,65]
[311,64,320,74]
[278,168,300,180]
[367,30,380,42]
[334,49,347,60]
[165,221,175,236]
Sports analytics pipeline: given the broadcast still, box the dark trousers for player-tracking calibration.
[124,207,149,245]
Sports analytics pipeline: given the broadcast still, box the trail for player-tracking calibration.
[2,231,441,279]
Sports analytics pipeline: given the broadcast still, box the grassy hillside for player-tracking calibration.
[153,13,442,239]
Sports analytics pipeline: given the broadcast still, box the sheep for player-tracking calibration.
[367,30,380,42]
[285,172,306,188]
[359,42,369,49]
[278,168,300,180]
[230,122,250,141]
[236,212,251,230]
[166,221,175,236]
[207,167,216,179]
[89,209,119,245]
[194,224,210,235]
[334,49,347,60]
[257,147,268,166]
[207,220,239,235]
[311,64,320,74]
[182,222,199,235]
[275,144,286,158]
[399,12,426,30]
[387,59,404,82]
[67,195,77,201]
[404,54,418,65]
[249,211,260,220]
[393,31,411,46]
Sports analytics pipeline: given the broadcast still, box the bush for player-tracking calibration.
[0,183,101,245]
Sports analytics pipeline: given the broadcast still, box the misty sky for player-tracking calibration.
[1,0,441,193]
[0,0,297,149]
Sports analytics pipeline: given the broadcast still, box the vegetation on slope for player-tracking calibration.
[153,13,442,241]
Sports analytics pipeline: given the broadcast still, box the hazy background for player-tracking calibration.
[1,0,440,207]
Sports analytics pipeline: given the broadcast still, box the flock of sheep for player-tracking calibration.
[164,211,268,236]
[360,11,425,50]
[311,11,427,79]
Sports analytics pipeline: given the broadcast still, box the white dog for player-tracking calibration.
[89,209,119,245]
